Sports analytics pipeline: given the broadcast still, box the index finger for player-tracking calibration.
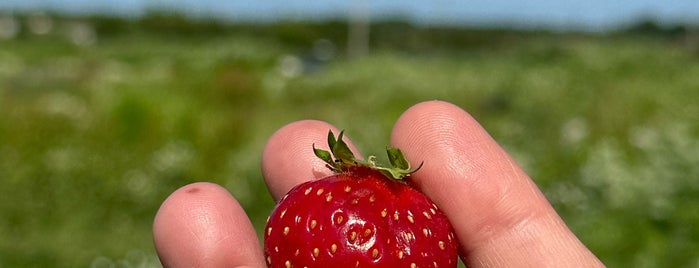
[390,101,604,267]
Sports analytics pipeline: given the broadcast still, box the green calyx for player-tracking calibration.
[313,130,422,181]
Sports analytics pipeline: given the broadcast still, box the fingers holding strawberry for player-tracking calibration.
[261,100,604,267]
[153,100,604,268]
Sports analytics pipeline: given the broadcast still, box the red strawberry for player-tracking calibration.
[264,130,459,267]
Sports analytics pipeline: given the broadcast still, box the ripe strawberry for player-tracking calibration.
[264,130,459,267]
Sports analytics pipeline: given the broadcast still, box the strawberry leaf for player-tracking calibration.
[318,130,422,181]
[387,147,409,170]
[331,130,356,165]
[313,144,334,167]
[327,130,337,151]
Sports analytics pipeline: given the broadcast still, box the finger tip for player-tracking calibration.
[393,100,474,135]
[391,100,479,174]
[261,120,336,198]
[153,182,224,235]
[153,182,264,267]
[261,120,361,201]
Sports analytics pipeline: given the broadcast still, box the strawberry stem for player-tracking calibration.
[313,130,422,181]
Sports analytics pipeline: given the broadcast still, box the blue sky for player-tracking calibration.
[2,0,698,31]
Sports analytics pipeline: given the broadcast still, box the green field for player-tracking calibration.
[1,16,698,267]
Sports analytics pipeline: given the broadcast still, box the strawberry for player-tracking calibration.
[264,130,459,267]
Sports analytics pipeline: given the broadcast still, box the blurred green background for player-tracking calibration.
[1,13,698,267]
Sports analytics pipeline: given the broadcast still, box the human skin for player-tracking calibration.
[153,100,605,267]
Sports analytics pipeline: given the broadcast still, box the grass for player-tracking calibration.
[0,20,698,267]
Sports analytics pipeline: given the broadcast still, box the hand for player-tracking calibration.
[153,100,605,267]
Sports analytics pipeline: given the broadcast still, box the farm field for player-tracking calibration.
[1,16,698,267]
